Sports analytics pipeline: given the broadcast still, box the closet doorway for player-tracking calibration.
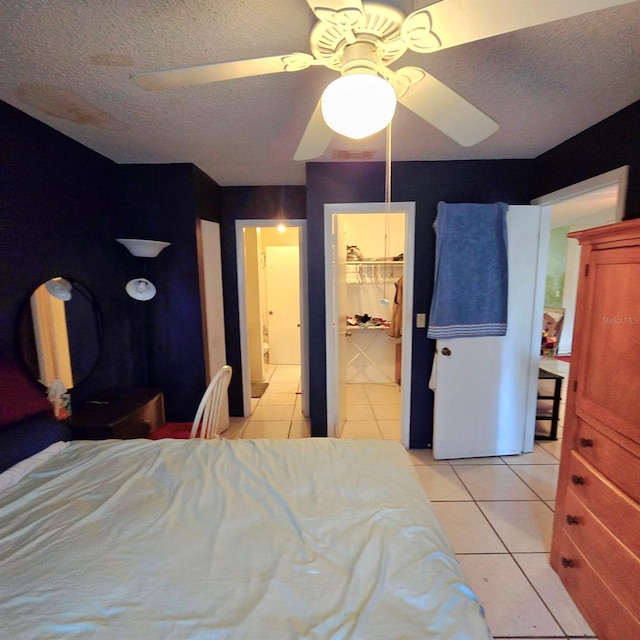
[324,203,415,447]
[236,220,308,418]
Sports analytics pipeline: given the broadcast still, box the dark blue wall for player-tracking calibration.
[535,101,640,218]
[114,164,222,420]
[305,160,536,447]
[2,102,222,419]
[0,101,136,402]
[4,96,639,444]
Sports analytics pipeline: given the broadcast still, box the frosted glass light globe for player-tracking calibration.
[321,74,397,140]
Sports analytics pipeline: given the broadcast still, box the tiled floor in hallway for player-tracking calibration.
[222,358,595,639]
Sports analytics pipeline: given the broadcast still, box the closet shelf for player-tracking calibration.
[347,260,403,265]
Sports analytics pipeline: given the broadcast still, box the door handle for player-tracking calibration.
[441,347,452,356]
[344,331,352,337]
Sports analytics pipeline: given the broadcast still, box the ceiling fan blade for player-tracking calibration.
[395,67,499,147]
[403,0,638,53]
[131,53,314,91]
[294,98,334,161]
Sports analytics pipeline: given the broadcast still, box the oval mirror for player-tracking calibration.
[16,277,102,389]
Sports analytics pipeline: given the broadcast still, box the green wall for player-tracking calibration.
[544,226,569,307]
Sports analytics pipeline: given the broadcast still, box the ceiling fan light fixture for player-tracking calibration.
[321,73,397,140]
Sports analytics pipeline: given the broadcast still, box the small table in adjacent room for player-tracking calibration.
[535,369,563,441]
[66,388,165,440]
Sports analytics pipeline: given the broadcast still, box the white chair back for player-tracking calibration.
[190,365,232,439]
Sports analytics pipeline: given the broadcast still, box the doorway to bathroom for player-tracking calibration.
[236,220,308,418]
[324,202,415,447]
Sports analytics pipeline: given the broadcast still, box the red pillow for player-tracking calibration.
[0,354,53,427]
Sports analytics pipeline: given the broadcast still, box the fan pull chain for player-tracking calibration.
[381,210,391,305]
[382,121,392,306]
[385,119,392,208]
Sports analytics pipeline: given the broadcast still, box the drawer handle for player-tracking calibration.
[566,515,579,525]
[579,437,593,448]
[571,475,585,485]
[561,557,575,568]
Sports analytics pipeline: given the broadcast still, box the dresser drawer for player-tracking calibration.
[565,451,640,558]
[561,487,640,622]
[554,530,640,640]
[574,418,640,504]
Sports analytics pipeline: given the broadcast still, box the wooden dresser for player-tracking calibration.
[550,219,640,640]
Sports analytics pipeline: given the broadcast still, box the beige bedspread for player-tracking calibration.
[0,438,491,639]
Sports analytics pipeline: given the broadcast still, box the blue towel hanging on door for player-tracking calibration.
[427,202,508,339]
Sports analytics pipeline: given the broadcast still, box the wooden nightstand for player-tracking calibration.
[67,388,165,440]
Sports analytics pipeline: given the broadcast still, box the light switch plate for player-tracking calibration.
[416,313,426,328]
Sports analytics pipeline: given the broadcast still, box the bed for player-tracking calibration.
[0,434,492,639]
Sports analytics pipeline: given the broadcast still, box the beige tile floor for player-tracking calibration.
[223,358,595,639]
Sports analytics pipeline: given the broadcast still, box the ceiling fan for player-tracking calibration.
[131,0,635,161]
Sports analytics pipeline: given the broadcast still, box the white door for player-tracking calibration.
[334,216,349,437]
[199,221,229,431]
[324,214,349,437]
[432,205,550,459]
[266,246,301,364]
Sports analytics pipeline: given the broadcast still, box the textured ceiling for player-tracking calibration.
[1,0,639,186]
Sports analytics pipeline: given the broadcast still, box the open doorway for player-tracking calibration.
[235,220,308,419]
[531,167,628,442]
[533,166,628,356]
[324,202,415,448]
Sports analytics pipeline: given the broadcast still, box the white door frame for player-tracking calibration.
[324,202,415,448]
[236,219,309,417]
[531,165,628,218]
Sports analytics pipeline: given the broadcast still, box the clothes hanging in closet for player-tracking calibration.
[389,276,403,338]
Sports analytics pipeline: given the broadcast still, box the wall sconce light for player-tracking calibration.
[116,238,171,258]
[116,238,171,301]
[125,278,157,301]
